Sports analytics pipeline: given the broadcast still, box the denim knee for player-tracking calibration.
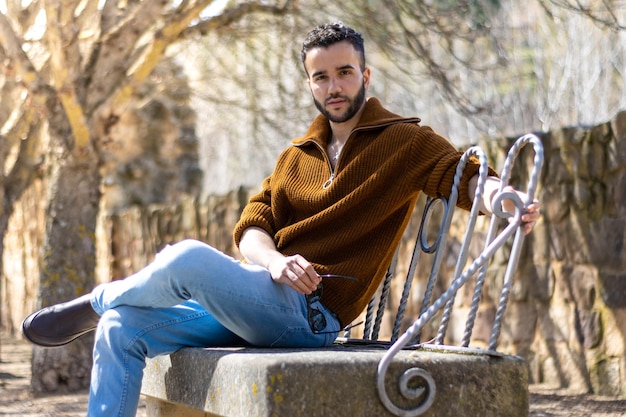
[95,307,149,358]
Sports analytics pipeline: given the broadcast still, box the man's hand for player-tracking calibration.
[267,254,321,294]
[499,185,541,235]
[470,175,541,235]
[239,226,321,294]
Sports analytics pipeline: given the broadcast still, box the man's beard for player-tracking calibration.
[313,82,366,123]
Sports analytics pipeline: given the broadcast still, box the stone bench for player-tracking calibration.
[141,343,529,417]
[140,136,544,417]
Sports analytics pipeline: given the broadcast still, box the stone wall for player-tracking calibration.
[3,110,626,395]
[99,59,202,212]
[478,110,626,395]
[509,110,626,395]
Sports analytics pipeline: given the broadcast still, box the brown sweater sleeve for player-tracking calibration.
[408,126,498,211]
[233,176,275,248]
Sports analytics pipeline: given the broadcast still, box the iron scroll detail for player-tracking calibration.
[375,135,544,416]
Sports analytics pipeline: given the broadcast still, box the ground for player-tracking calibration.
[0,332,147,417]
[1,332,626,416]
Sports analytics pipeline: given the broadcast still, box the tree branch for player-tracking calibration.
[3,117,43,208]
[128,1,211,82]
[539,0,626,31]
[44,0,92,153]
[181,0,297,38]
[0,92,43,224]
[0,12,45,95]
[84,1,212,114]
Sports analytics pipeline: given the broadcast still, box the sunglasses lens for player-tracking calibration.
[308,308,326,332]
[307,283,326,333]
[305,276,358,334]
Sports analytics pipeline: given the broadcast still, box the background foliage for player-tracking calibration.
[178,0,626,192]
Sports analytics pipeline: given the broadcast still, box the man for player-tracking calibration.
[22,22,540,417]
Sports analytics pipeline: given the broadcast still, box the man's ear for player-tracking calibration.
[363,67,371,90]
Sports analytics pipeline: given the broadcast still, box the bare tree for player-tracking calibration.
[537,0,626,31]
[0,0,295,392]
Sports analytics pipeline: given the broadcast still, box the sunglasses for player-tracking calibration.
[306,274,361,334]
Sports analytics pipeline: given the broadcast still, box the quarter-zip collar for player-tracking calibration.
[291,97,421,149]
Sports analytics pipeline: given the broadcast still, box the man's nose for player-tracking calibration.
[328,77,342,93]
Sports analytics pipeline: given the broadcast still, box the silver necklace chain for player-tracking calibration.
[329,138,342,162]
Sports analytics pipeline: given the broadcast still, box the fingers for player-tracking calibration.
[268,255,321,294]
[521,200,541,234]
[497,186,541,235]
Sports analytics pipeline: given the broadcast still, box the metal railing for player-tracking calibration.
[349,134,543,417]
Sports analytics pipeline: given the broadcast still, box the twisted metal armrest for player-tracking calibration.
[376,134,544,417]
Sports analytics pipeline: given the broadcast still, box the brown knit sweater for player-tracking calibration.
[233,97,494,327]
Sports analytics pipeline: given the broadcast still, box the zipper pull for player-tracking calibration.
[323,173,334,189]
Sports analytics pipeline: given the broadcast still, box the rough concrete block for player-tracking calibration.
[141,343,528,417]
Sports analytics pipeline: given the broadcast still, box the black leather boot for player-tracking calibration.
[22,294,100,347]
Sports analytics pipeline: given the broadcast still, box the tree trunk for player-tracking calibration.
[0,199,7,360]
[30,123,101,392]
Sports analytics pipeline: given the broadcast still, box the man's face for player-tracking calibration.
[304,41,370,124]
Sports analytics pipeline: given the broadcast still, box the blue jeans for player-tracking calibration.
[87,239,341,417]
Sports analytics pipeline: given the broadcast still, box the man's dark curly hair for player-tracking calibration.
[301,22,366,75]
